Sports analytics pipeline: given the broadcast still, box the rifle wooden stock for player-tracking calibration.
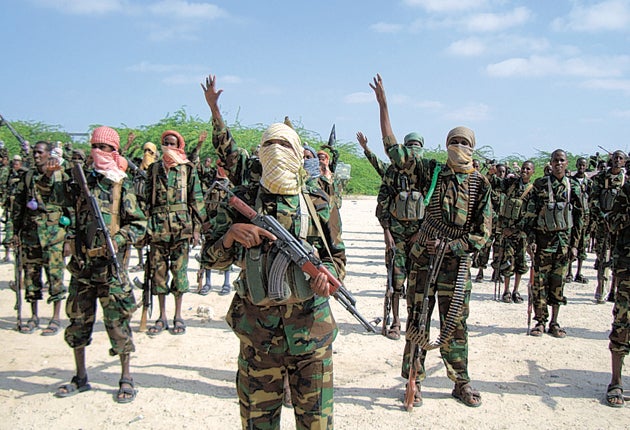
[139,307,148,332]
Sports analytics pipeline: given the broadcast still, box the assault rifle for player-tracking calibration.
[0,114,28,147]
[72,164,123,283]
[133,248,153,332]
[126,157,147,179]
[382,247,395,335]
[9,237,23,331]
[215,182,376,332]
[404,237,449,412]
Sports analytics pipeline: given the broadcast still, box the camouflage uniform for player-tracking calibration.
[0,161,9,245]
[3,165,28,248]
[145,161,206,296]
[521,174,583,326]
[13,167,71,303]
[64,168,146,355]
[202,182,345,430]
[212,116,261,186]
[362,146,389,179]
[572,172,592,264]
[608,182,630,355]
[590,168,625,298]
[489,176,534,279]
[382,135,492,385]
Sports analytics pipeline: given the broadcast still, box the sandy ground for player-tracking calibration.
[1,195,629,430]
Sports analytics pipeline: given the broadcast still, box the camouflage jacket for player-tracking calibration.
[203,182,345,354]
[609,182,630,270]
[4,167,28,210]
[212,116,261,186]
[13,167,72,248]
[67,168,146,278]
[384,134,492,256]
[590,168,625,220]
[363,148,388,179]
[571,173,592,218]
[488,175,534,233]
[0,164,9,203]
[145,161,206,242]
[520,174,584,250]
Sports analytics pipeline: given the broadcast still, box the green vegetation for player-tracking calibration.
[0,108,598,195]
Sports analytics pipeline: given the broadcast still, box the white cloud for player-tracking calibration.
[221,75,243,84]
[487,55,630,78]
[162,74,202,85]
[403,0,488,13]
[467,6,531,32]
[370,22,404,33]
[447,37,486,56]
[343,92,374,104]
[413,100,444,110]
[552,0,630,31]
[148,0,226,20]
[582,79,630,92]
[444,103,490,121]
[127,61,204,73]
[32,0,125,14]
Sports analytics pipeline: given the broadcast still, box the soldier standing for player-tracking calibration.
[567,157,592,283]
[371,74,492,407]
[145,130,206,335]
[357,131,388,178]
[590,150,626,303]
[3,155,28,262]
[0,150,9,249]
[12,141,71,335]
[55,126,146,403]
[522,149,583,337]
[374,132,425,341]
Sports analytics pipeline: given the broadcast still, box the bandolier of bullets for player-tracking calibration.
[408,172,482,350]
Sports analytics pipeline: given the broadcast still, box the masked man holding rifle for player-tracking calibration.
[201,120,346,429]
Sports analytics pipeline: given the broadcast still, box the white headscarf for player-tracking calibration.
[259,123,304,195]
[446,126,476,174]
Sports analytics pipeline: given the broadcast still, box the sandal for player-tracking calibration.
[219,283,232,296]
[574,274,587,284]
[512,291,523,304]
[171,318,186,335]
[529,323,545,337]
[116,377,136,404]
[55,375,91,398]
[452,383,482,407]
[502,292,512,303]
[385,323,401,341]
[147,318,168,336]
[41,319,61,336]
[606,384,625,408]
[198,283,211,296]
[19,317,39,334]
[548,323,567,338]
[403,383,423,408]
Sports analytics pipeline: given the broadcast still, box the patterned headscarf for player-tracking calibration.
[259,123,304,195]
[141,141,158,170]
[445,126,476,174]
[90,126,128,183]
[161,130,189,171]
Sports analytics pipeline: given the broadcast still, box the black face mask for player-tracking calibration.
[303,157,321,179]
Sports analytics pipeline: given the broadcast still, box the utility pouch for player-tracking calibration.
[600,189,619,212]
[539,202,573,232]
[391,190,425,221]
[500,197,523,220]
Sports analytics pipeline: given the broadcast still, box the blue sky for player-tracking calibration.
[2,0,630,161]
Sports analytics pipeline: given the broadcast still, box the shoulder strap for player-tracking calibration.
[519,182,533,200]
[302,190,341,276]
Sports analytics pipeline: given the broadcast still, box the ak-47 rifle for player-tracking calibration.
[0,114,28,147]
[72,163,123,283]
[134,247,153,332]
[215,181,376,332]
[382,247,395,335]
[9,236,23,331]
[404,237,449,412]
[126,157,147,179]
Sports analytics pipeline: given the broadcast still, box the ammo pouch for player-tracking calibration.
[537,177,573,232]
[600,189,619,212]
[391,191,425,221]
[238,242,314,306]
[500,197,522,220]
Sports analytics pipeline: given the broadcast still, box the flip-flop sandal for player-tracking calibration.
[41,319,61,336]
[218,284,231,296]
[19,317,39,334]
[606,384,625,408]
[452,383,482,408]
[147,318,168,336]
[171,318,186,335]
[529,323,545,337]
[55,375,91,398]
[116,377,136,404]
[512,292,524,304]
[385,324,401,340]
[548,323,567,338]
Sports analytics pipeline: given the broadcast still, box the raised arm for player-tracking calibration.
[369,74,394,142]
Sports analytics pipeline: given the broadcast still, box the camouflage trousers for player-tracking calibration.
[389,219,419,294]
[401,252,472,385]
[473,237,492,269]
[23,240,66,303]
[575,214,591,261]
[2,218,13,247]
[237,342,333,430]
[493,234,529,278]
[150,239,190,296]
[64,272,136,356]
[593,223,614,288]
[532,244,569,325]
[609,270,630,355]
